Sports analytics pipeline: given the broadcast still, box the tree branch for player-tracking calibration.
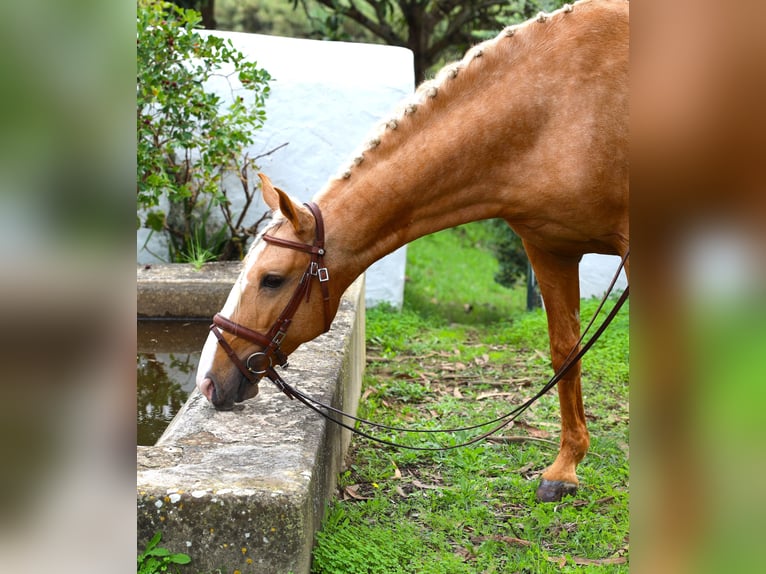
[251,141,289,161]
[313,0,405,46]
[426,0,509,60]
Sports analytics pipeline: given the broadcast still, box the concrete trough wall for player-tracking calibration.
[137,263,365,574]
[138,262,242,318]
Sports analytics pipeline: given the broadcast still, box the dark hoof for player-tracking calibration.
[536,479,578,502]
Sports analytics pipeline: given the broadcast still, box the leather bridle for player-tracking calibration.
[209,202,331,398]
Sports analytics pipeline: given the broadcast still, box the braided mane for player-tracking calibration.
[327,0,611,183]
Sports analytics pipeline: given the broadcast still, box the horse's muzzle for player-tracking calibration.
[199,374,259,410]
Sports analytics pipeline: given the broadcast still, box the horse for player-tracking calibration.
[195,0,629,502]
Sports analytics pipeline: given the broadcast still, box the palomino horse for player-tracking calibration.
[196,0,629,502]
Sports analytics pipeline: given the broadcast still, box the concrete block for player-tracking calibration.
[137,277,365,574]
[137,262,241,318]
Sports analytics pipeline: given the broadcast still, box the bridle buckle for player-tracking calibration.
[310,262,329,281]
[246,351,272,376]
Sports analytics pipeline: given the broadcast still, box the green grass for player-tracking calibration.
[311,222,629,573]
[402,222,526,324]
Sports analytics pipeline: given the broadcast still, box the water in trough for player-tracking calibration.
[137,320,209,445]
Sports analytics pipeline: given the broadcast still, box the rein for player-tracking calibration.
[211,201,629,450]
[286,253,628,451]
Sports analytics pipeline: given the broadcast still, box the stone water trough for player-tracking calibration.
[137,263,365,574]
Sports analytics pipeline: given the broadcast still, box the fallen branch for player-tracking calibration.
[485,435,558,447]
[547,555,627,567]
[476,392,518,400]
[471,535,531,547]
[566,495,616,509]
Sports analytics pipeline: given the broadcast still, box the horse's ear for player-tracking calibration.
[257,173,312,234]
[258,172,284,211]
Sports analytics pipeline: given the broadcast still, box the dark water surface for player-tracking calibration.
[137,320,210,446]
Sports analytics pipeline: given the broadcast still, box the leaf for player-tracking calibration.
[514,421,551,438]
[453,546,475,561]
[513,462,536,475]
[146,547,170,557]
[343,485,372,501]
[548,555,567,568]
[169,553,192,564]
[145,531,162,552]
[412,479,441,491]
[144,210,165,232]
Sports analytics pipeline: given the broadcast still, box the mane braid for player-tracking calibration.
[330,0,592,182]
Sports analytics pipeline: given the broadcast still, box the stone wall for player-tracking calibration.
[137,269,364,574]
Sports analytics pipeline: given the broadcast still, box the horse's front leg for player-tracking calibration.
[523,242,587,502]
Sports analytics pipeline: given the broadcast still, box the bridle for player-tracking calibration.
[209,203,629,451]
[208,201,331,398]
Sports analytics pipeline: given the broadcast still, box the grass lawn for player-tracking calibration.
[311,222,629,573]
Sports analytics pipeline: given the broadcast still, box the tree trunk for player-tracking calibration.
[403,4,430,84]
[199,0,216,29]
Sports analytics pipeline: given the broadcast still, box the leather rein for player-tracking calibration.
[210,201,629,451]
[208,201,331,399]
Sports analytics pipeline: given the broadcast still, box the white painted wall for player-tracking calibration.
[136,32,626,306]
[137,32,414,308]
[579,254,628,299]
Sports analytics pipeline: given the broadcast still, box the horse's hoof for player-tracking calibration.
[536,479,578,502]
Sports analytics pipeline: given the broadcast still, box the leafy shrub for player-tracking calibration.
[486,219,528,289]
[137,531,191,574]
[137,0,272,262]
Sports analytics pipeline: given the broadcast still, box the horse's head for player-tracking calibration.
[195,174,334,410]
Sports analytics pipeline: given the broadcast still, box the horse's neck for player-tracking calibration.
[317,166,497,279]
[315,0,628,292]
[315,56,522,283]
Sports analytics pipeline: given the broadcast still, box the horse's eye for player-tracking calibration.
[260,274,285,290]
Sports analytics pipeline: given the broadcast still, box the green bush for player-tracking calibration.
[487,219,528,289]
[137,531,191,574]
[137,0,272,263]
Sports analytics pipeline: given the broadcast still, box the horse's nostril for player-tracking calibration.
[199,377,216,403]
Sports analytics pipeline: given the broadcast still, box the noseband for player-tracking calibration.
[209,202,331,398]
